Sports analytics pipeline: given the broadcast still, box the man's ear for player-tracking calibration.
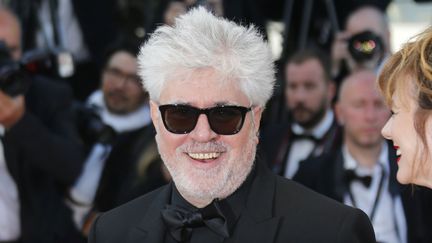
[334,102,344,125]
[252,106,263,135]
[327,81,336,104]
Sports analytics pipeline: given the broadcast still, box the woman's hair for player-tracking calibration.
[137,7,275,107]
[378,26,432,175]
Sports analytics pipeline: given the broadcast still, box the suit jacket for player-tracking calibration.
[94,124,164,212]
[3,76,85,243]
[294,141,432,243]
[89,159,375,243]
[259,117,341,176]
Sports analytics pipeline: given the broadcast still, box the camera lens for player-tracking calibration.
[348,30,384,64]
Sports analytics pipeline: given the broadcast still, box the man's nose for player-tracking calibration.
[292,88,308,102]
[189,114,218,142]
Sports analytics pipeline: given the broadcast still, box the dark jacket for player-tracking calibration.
[89,160,376,243]
[294,141,432,243]
[4,76,85,243]
[259,117,341,176]
[93,124,164,212]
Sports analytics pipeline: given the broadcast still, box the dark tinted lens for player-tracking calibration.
[161,105,198,134]
[159,105,250,135]
[208,106,245,135]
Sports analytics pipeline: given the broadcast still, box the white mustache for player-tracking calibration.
[178,141,228,153]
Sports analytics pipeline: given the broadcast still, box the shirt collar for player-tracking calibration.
[87,90,151,133]
[291,109,334,139]
[342,141,388,174]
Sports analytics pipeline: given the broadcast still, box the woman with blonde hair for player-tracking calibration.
[379,26,432,188]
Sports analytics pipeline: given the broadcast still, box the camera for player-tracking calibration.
[73,102,117,146]
[0,40,74,96]
[0,41,31,96]
[347,31,385,66]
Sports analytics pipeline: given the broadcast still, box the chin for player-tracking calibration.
[396,169,412,185]
[173,158,253,201]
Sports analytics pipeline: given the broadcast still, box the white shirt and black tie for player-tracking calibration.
[342,143,407,243]
[284,109,334,178]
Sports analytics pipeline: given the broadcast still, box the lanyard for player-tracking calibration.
[347,165,386,222]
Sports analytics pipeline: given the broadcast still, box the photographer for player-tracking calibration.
[0,6,85,243]
[331,5,391,82]
[67,41,167,236]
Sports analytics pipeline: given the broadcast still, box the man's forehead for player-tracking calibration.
[342,79,382,101]
[159,99,240,107]
[159,69,249,107]
[0,10,21,37]
[106,52,137,71]
[286,60,325,84]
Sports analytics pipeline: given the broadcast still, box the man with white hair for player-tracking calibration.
[89,7,375,243]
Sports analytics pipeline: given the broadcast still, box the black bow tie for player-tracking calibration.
[344,169,372,188]
[161,200,230,242]
[292,133,319,143]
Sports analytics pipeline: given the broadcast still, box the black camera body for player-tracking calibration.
[347,30,385,66]
[0,41,32,96]
[0,40,74,96]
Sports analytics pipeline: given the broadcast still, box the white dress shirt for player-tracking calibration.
[0,125,21,241]
[284,109,334,178]
[342,143,407,243]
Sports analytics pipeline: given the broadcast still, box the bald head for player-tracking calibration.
[346,6,390,53]
[338,70,377,103]
[336,69,390,150]
[0,7,22,60]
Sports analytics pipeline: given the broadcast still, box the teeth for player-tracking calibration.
[188,152,220,160]
[396,149,401,156]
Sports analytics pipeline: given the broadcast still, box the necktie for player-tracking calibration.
[161,200,230,242]
[344,169,372,188]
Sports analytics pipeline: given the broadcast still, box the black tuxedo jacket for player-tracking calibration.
[3,76,85,243]
[294,142,432,243]
[89,160,375,243]
[259,118,341,176]
[94,124,162,212]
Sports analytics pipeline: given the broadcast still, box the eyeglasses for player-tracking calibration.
[159,104,252,135]
[104,67,141,85]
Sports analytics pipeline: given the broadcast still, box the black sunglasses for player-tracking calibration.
[159,104,252,135]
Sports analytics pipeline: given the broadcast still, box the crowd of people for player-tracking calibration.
[0,0,432,243]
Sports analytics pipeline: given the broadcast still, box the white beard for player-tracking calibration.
[157,130,256,204]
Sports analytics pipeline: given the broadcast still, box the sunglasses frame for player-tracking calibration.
[158,104,252,135]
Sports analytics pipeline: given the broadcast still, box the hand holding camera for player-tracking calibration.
[331,30,385,77]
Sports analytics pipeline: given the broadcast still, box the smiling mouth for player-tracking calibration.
[187,152,221,160]
[394,146,401,163]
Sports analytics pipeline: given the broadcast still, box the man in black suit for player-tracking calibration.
[295,70,432,242]
[260,49,340,179]
[0,6,85,243]
[67,41,167,235]
[89,7,376,243]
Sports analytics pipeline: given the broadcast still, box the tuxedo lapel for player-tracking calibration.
[127,183,172,243]
[332,151,346,202]
[232,161,281,243]
[2,138,20,182]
